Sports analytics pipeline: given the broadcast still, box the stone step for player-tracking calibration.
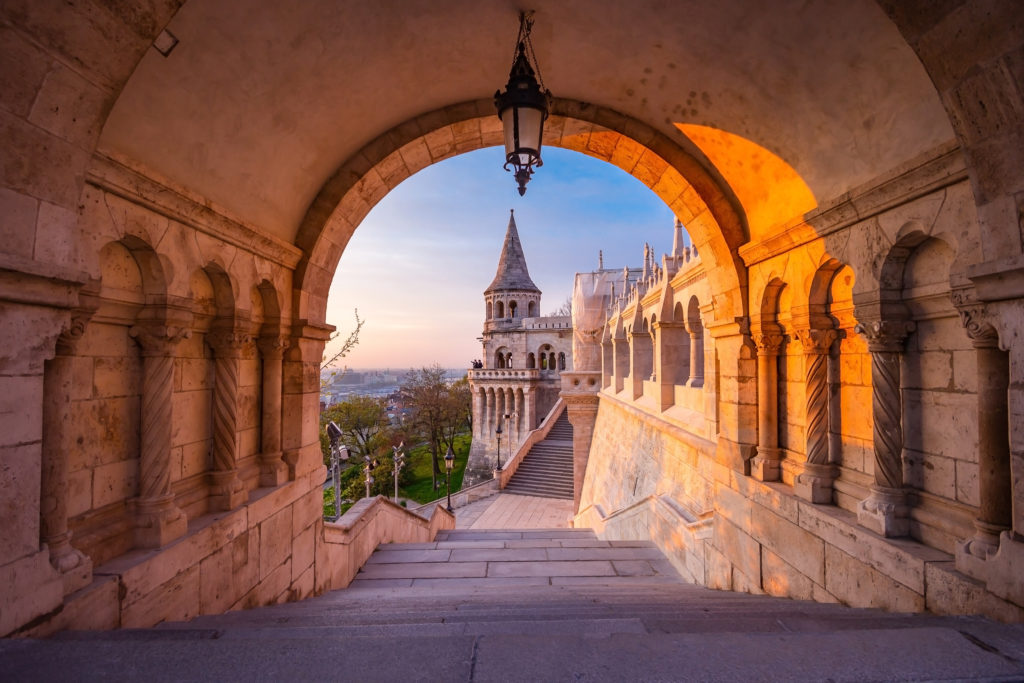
[11,627,1024,682]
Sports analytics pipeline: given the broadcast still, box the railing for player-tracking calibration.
[319,496,454,590]
[409,477,500,516]
[467,368,540,380]
[497,398,566,488]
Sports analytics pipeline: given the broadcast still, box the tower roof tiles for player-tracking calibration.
[485,210,541,294]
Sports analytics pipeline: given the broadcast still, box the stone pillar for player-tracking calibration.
[485,388,494,443]
[207,328,250,511]
[40,315,93,594]
[561,371,602,514]
[750,333,784,482]
[954,304,1012,576]
[256,334,289,487]
[794,328,839,503]
[128,323,190,549]
[686,320,704,387]
[854,319,914,537]
[514,388,523,441]
[612,332,628,393]
[629,331,651,400]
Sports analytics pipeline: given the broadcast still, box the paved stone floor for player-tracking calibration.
[4,527,1024,681]
[454,493,573,530]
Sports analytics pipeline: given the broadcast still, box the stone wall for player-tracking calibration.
[575,145,1024,622]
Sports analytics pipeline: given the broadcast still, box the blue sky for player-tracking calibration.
[325,146,680,369]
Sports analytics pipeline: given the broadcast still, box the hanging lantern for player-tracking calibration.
[494,11,550,196]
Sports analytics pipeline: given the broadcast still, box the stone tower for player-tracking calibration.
[464,211,573,486]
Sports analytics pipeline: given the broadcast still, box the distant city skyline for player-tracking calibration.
[325,146,682,370]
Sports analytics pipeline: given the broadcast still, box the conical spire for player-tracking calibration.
[672,218,684,258]
[485,210,540,294]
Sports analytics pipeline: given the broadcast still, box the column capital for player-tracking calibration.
[130,323,191,357]
[951,289,1000,348]
[793,328,837,354]
[207,328,254,357]
[257,334,291,359]
[55,311,94,356]
[853,319,915,353]
[753,333,785,355]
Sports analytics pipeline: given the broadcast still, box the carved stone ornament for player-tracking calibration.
[207,329,254,356]
[55,312,93,356]
[794,328,837,354]
[951,290,999,347]
[257,334,291,358]
[129,324,192,356]
[853,319,915,353]
[753,333,785,355]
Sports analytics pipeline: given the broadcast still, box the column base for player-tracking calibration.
[982,531,1024,607]
[131,495,188,549]
[46,534,93,595]
[210,469,248,511]
[258,451,289,487]
[795,463,837,504]
[857,486,909,537]
[750,447,781,482]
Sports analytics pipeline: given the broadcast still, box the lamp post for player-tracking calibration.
[325,422,349,520]
[495,422,503,471]
[392,442,405,503]
[495,11,550,196]
[444,445,455,512]
[363,455,376,499]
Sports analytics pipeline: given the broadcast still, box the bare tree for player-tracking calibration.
[547,295,572,317]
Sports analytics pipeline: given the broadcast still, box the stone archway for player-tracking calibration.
[293,98,750,328]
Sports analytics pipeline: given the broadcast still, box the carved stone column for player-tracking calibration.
[953,299,1012,577]
[485,388,494,444]
[685,320,704,387]
[40,314,93,594]
[854,319,914,537]
[612,331,628,393]
[207,328,250,511]
[129,323,190,548]
[794,328,839,503]
[513,388,523,442]
[561,371,602,514]
[257,334,289,487]
[751,333,784,482]
[629,330,652,399]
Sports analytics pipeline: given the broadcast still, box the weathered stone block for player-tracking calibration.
[71,396,139,467]
[121,564,201,628]
[902,350,953,390]
[180,440,210,479]
[176,358,211,392]
[171,389,211,448]
[91,355,140,399]
[292,524,315,582]
[0,443,43,563]
[761,547,814,600]
[91,458,137,508]
[292,488,322,537]
[712,516,760,583]
[824,544,924,612]
[199,543,234,615]
[751,503,825,585]
[925,560,1024,621]
[0,549,62,637]
[954,460,980,506]
[0,186,38,259]
[259,506,293,580]
[66,466,92,518]
[903,449,956,500]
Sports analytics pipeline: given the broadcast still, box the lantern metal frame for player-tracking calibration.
[494,11,550,196]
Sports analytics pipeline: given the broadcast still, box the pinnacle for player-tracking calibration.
[485,210,541,294]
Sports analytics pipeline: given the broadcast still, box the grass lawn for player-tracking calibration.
[400,432,472,504]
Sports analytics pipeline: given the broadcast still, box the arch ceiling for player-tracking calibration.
[99,0,952,245]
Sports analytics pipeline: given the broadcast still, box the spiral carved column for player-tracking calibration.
[953,297,1012,580]
[208,329,250,511]
[751,333,784,482]
[854,319,914,537]
[129,324,190,548]
[40,314,93,593]
[685,321,704,388]
[257,335,289,487]
[794,328,838,503]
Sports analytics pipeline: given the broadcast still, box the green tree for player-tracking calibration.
[319,395,390,465]
[400,366,472,489]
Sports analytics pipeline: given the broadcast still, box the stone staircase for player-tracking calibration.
[503,412,574,499]
[6,528,1024,681]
